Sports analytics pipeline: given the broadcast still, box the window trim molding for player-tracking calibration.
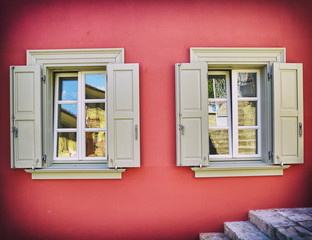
[27,48,124,66]
[188,47,289,178]
[190,47,286,64]
[25,48,126,179]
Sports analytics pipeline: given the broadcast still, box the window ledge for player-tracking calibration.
[25,164,126,179]
[191,161,290,178]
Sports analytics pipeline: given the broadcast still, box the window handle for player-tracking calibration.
[299,122,303,137]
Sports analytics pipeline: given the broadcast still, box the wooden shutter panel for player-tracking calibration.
[107,64,140,168]
[176,63,209,166]
[273,63,303,164]
[10,65,42,168]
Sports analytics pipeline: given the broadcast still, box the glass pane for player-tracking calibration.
[238,129,257,155]
[57,132,77,157]
[209,130,229,155]
[237,72,257,97]
[238,101,257,126]
[86,103,105,128]
[86,131,106,157]
[208,75,227,99]
[58,77,78,100]
[208,102,228,127]
[85,74,105,99]
[58,104,77,128]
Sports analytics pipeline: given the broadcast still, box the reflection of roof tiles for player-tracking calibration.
[85,84,105,99]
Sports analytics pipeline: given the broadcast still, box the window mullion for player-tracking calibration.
[232,71,239,157]
[78,71,83,160]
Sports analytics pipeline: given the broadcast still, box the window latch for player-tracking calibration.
[299,122,303,137]
[179,124,185,135]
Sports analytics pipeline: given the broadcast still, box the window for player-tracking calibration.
[54,71,107,162]
[10,49,140,179]
[208,70,261,159]
[175,48,303,177]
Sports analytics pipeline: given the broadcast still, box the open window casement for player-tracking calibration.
[10,49,140,178]
[107,63,140,168]
[175,63,209,167]
[10,65,42,169]
[273,63,303,164]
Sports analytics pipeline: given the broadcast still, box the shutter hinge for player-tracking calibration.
[12,126,18,137]
[268,151,273,160]
[41,74,46,83]
[179,112,182,117]
[267,72,272,81]
[179,124,185,135]
[42,154,47,162]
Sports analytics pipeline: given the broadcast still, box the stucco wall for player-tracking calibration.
[0,0,311,239]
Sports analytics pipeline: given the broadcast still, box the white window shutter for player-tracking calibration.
[10,65,42,168]
[273,63,303,164]
[107,64,140,168]
[176,63,209,166]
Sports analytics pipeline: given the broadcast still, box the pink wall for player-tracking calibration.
[1,0,312,239]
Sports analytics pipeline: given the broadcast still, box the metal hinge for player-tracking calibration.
[179,124,185,135]
[267,72,272,81]
[41,74,46,83]
[12,126,18,137]
[268,151,273,160]
[42,154,47,162]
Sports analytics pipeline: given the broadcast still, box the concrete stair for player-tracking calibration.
[199,208,312,240]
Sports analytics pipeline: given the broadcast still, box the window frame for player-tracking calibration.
[11,48,140,179]
[177,48,299,177]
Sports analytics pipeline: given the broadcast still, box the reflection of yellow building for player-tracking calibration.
[58,132,77,157]
[86,104,105,128]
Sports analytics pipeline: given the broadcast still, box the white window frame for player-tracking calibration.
[208,71,232,159]
[53,71,107,163]
[179,47,301,177]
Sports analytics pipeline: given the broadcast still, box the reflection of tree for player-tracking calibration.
[208,76,227,98]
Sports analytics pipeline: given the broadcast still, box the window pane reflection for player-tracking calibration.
[57,132,77,157]
[238,101,257,126]
[85,74,105,99]
[208,75,227,99]
[209,102,228,127]
[209,130,229,155]
[238,129,257,154]
[58,77,78,100]
[58,104,77,128]
[237,72,257,97]
[85,103,105,128]
[86,131,106,157]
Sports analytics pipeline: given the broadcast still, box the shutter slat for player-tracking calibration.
[273,63,303,164]
[107,64,140,168]
[10,65,42,168]
[176,63,209,166]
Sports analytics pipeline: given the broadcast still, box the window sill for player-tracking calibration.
[25,164,126,179]
[191,161,290,178]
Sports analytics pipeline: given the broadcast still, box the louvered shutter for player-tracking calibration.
[273,63,303,164]
[10,65,42,168]
[107,64,140,168]
[176,63,209,166]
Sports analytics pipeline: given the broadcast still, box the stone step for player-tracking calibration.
[224,221,271,240]
[199,233,230,240]
[249,208,312,240]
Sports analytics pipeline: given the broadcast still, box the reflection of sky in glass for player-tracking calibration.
[61,104,77,116]
[86,74,105,91]
[60,79,78,100]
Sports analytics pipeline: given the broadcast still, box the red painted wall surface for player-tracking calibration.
[0,0,312,239]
